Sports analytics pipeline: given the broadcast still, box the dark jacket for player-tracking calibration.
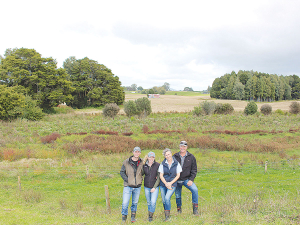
[173,151,197,182]
[143,161,160,189]
[120,156,143,188]
[159,157,179,188]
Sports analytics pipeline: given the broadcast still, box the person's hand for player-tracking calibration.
[166,182,172,190]
[187,180,193,186]
[150,188,155,193]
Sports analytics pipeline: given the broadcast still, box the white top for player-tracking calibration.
[158,158,182,174]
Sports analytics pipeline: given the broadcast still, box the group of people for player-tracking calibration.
[120,141,199,223]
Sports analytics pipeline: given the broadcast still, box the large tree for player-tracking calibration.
[63,57,124,108]
[0,48,73,110]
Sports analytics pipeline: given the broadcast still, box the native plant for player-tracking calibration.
[260,104,272,115]
[244,102,258,115]
[289,101,300,114]
[201,100,216,115]
[102,103,120,119]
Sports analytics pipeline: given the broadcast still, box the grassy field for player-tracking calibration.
[0,103,300,224]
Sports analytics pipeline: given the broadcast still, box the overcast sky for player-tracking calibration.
[1,0,300,91]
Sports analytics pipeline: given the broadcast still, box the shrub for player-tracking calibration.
[124,100,137,117]
[41,133,61,144]
[22,96,44,120]
[289,101,300,114]
[260,104,272,115]
[135,97,152,118]
[214,103,234,115]
[192,106,203,116]
[102,103,120,119]
[275,109,285,115]
[200,101,216,115]
[0,85,25,120]
[244,102,258,115]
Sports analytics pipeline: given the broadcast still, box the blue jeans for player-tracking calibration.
[121,186,141,215]
[144,187,159,213]
[175,179,198,207]
[160,186,176,211]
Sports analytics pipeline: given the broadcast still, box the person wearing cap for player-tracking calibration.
[159,148,182,221]
[120,146,144,223]
[142,151,160,222]
[173,141,199,215]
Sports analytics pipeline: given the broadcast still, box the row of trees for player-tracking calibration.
[124,82,170,95]
[0,48,125,113]
[210,70,300,101]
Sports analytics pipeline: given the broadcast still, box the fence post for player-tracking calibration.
[265,161,268,173]
[104,185,111,214]
[18,176,21,191]
[86,165,90,179]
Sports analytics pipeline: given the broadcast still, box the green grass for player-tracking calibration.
[0,108,300,224]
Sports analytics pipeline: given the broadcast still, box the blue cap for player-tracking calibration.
[148,152,155,157]
[133,147,141,152]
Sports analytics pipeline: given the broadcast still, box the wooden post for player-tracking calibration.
[86,165,90,179]
[104,185,111,214]
[265,161,268,173]
[18,176,21,191]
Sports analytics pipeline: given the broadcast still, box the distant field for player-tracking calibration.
[123,93,297,113]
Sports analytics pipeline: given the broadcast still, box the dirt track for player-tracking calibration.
[75,94,298,115]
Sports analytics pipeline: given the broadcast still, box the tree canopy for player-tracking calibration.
[0,48,73,110]
[210,70,299,101]
[63,57,124,108]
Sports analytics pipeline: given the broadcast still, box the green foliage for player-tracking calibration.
[260,104,272,115]
[102,103,120,119]
[244,101,258,115]
[214,103,234,115]
[64,57,125,108]
[0,85,25,120]
[135,97,152,118]
[124,100,137,117]
[211,70,300,102]
[192,106,203,116]
[275,109,285,115]
[289,101,300,114]
[0,48,74,110]
[200,100,216,115]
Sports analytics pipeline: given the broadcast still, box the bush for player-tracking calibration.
[102,103,120,119]
[289,101,300,114]
[275,109,285,115]
[8,96,44,121]
[135,97,152,118]
[0,85,25,120]
[214,103,234,115]
[192,106,203,116]
[244,102,258,115]
[124,100,137,117]
[260,104,272,115]
[200,101,216,115]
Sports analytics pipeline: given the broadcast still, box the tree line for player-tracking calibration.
[0,48,124,109]
[210,70,300,101]
[0,48,125,120]
[123,82,171,95]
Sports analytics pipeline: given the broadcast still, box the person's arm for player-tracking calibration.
[188,156,197,182]
[152,171,160,189]
[120,164,128,182]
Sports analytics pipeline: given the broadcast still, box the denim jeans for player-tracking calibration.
[144,187,159,213]
[160,186,176,211]
[121,186,141,215]
[175,179,198,207]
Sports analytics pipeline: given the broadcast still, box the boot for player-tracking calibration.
[122,215,127,223]
[131,211,136,223]
[148,211,154,222]
[177,206,182,214]
[193,203,199,215]
[164,210,170,221]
